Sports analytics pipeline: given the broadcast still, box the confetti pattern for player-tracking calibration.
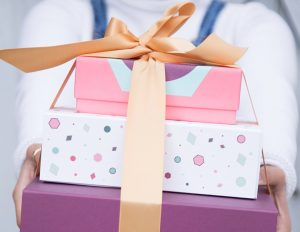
[109,167,116,174]
[41,111,262,199]
[104,126,111,133]
[174,156,181,163]
[83,124,90,132]
[90,173,96,180]
[237,153,247,166]
[187,132,196,145]
[93,153,102,162]
[236,177,246,187]
[193,155,204,166]
[49,163,59,176]
[237,135,246,144]
[52,147,59,154]
[49,118,60,129]
[165,172,171,179]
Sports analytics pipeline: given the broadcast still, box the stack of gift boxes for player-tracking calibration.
[20,56,278,232]
[42,57,262,198]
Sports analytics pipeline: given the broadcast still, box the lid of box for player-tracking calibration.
[75,57,242,111]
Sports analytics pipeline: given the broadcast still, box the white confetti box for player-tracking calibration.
[40,108,262,199]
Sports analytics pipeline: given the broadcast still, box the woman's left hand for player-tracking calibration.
[259,165,291,232]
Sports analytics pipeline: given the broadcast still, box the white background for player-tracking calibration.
[0,0,299,231]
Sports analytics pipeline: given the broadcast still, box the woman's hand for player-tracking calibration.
[12,144,41,228]
[259,165,291,232]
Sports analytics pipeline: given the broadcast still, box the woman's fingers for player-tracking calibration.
[12,186,22,227]
[259,166,291,232]
[259,165,285,187]
[274,190,291,232]
[13,158,36,227]
[12,144,41,228]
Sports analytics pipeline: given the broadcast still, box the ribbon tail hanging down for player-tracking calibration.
[119,59,166,232]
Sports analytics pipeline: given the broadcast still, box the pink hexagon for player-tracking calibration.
[193,155,204,166]
[49,118,60,129]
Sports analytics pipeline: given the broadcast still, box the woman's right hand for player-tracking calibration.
[12,144,41,228]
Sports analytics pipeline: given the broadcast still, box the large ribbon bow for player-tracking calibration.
[0,2,246,232]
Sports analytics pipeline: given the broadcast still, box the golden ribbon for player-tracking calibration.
[0,2,247,232]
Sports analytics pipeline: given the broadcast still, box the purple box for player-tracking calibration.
[21,180,277,232]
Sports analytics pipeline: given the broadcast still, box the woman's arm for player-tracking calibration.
[13,0,93,227]
[242,2,297,199]
[216,3,298,231]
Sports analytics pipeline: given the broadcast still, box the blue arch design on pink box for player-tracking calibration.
[107,59,211,97]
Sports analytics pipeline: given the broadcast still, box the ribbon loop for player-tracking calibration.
[0,1,246,73]
[139,2,195,46]
[164,1,196,16]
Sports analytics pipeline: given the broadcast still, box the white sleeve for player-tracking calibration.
[217,2,298,199]
[14,0,93,175]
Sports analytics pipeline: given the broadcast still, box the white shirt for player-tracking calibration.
[14,0,298,198]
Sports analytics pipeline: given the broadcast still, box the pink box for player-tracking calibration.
[75,57,242,124]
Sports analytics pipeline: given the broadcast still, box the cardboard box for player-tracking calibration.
[40,108,262,199]
[75,57,242,124]
[21,180,277,232]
